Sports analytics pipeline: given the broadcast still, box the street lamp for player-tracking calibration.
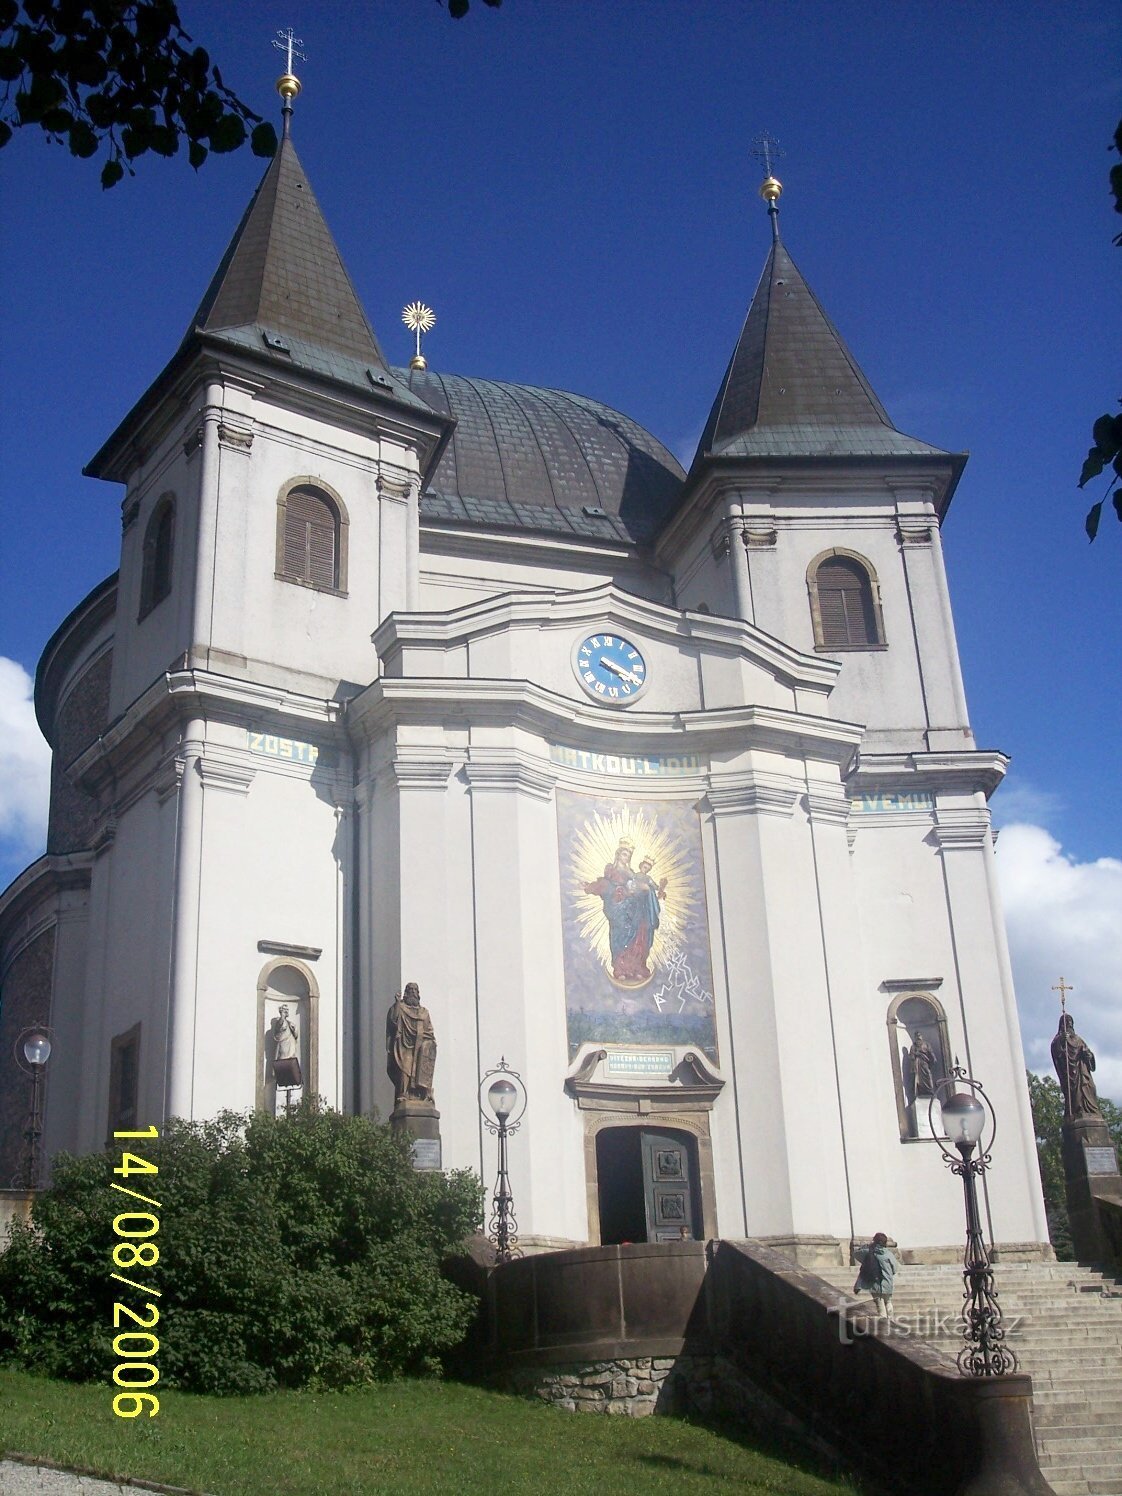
[14,1025,53,1191]
[929,1062,1016,1376]
[479,1058,526,1263]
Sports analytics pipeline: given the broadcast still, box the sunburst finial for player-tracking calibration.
[403,302,436,371]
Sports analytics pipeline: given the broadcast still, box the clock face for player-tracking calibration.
[574,633,648,703]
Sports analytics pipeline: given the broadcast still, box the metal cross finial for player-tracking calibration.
[750,131,785,180]
[273,27,306,75]
[1052,977,1073,1014]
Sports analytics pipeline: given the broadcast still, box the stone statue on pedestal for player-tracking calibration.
[1051,1013,1102,1121]
[386,982,437,1103]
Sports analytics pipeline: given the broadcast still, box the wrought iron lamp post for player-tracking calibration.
[14,1026,53,1190]
[479,1059,526,1263]
[929,1063,1016,1376]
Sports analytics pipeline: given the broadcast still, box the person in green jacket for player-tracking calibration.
[854,1232,902,1320]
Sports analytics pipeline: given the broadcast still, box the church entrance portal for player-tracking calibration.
[596,1127,699,1244]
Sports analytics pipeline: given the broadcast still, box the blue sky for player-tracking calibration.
[1,1,1119,1084]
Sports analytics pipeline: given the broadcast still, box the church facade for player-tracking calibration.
[0,127,1050,1262]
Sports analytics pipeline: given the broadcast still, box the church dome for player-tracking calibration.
[398,368,685,545]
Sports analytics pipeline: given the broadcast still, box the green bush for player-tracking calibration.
[0,1104,483,1394]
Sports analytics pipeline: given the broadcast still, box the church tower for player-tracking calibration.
[658,172,973,755]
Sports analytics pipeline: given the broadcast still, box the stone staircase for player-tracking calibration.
[817,1260,1122,1496]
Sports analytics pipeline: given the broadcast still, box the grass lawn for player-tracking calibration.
[0,1368,864,1495]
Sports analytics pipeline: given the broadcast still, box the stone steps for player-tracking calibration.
[816,1261,1122,1495]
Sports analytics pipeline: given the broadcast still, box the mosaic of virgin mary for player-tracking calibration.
[557,791,718,1058]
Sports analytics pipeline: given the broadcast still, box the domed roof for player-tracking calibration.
[399,368,685,545]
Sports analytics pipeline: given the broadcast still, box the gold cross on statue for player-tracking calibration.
[1052,977,1073,1014]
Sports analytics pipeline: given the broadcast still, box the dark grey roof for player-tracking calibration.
[694,236,948,463]
[401,368,685,544]
[182,134,432,417]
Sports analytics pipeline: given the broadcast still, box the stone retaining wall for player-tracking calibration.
[507,1354,699,1416]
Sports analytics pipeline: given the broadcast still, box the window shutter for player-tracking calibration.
[816,558,878,646]
[284,489,337,588]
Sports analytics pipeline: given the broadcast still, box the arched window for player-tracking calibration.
[886,990,952,1141]
[139,496,174,618]
[807,550,885,649]
[276,481,347,593]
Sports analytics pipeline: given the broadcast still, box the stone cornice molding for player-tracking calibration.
[376,464,416,501]
[68,668,343,797]
[929,814,992,851]
[655,455,963,563]
[706,773,801,817]
[896,516,934,546]
[461,757,557,801]
[196,754,256,796]
[846,749,1008,800]
[349,678,862,768]
[258,939,322,961]
[217,418,254,453]
[91,811,117,856]
[803,789,851,825]
[390,758,453,791]
[880,977,944,993]
[0,853,95,969]
[372,581,841,697]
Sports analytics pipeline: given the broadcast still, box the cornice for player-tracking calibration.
[846,749,1008,799]
[0,853,95,960]
[706,772,801,817]
[196,754,256,796]
[804,789,852,825]
[389,758,453,791]
[347,677,862,766]
[69,668,343,797]
[929,813,993,851]
[461,757,557,801]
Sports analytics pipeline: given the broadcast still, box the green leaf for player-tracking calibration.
[100,157,124,189]
[206,111,245,153]
[0,46,23,83]
[0,120,12,149]
[67,120,99,157]
[1086,501,1102,541]
[1113,487,1122,524]
[187,137,206,170]
[251,120,277,158]
[1078,452,1105,488]
[1091,412,1120,450]
[40,107,73,134]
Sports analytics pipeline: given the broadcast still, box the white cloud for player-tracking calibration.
[0,657,51,879]
[996,822,1122,1103]
[990,778,1064,831]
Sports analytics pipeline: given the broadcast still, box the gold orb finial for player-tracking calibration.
[759,175,783,203]
[403,302,436,371]
[272,28,306,122]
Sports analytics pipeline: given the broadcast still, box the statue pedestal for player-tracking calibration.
[1062,1116,1122,1262]
[911,1097,943,1139]
[391,1099,443,1172]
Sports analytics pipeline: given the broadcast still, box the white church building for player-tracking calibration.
[0,113,1050,1263]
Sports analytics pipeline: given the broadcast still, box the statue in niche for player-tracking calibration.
[269,1005,303,1089]
[1051,1012,1103,1122]
[386,982,437,1104]
[906,1031,937,1102]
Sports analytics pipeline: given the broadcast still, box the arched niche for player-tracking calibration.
[255,957,319,1114]
[886,990,951,1141]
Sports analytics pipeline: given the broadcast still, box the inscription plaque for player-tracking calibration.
[1084,1145,1120,1177]
[410,1137,443,1172]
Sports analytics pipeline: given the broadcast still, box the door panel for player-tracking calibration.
[641,1129,696,1241]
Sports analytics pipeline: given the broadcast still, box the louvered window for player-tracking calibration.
[815,556,879,647]
[283,488,338,589]
[139,498,174,618]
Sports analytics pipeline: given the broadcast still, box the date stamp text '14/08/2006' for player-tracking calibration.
[108,1126,162,1418]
